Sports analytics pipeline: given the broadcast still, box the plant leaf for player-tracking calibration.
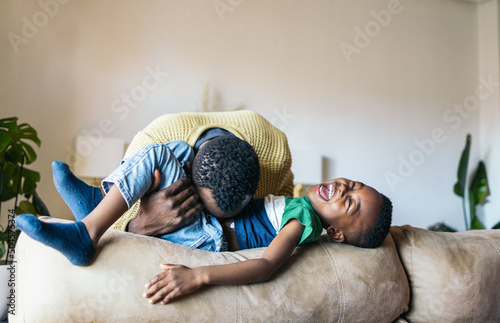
[1,162,17,201]
[0,117,41,166]
[0,225,7,260]
[0,129,11,154]
[468,161,489,230]
[17,123,41,147]
[0,117,18,132]
[0,226,8,242]
[0,242,5,260]
[16,200,37,215]
[20,167,40,195]
[492,221,500,229]
[1,163,41,200]
[470,218,485,230]
[5,146,24,164]
[453,134,471,197]
[19,141,37,164]
[469,161,490,205]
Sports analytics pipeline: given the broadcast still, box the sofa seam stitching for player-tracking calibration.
[318,239,344,323]
[482,236,500,254]
[233,285,241,323]
[239,286,242,323]
[233,285,236,323]
[407,228,415,322]
[477,233,500,255]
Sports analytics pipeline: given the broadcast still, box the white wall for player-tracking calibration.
[1,0,497,230]
[478,0,500,229]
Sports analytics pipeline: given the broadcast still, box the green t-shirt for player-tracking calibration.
[280,196,324,245]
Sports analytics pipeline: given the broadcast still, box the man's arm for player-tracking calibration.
[143,219,304,304]
[127,177,203,236]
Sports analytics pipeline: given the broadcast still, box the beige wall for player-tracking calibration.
[1,0,498,230]
[478,0,500,228]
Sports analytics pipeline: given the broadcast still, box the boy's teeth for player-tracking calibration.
[328,185,333,200]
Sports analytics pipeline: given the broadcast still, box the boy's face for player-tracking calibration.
[198,187,252,219]
[307,178,382,244]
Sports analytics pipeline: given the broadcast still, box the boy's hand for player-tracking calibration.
[127,176,203,236]
[144,264,205,304]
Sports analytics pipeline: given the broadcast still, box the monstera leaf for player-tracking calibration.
[0,117,41,164]
[0,117,49,261]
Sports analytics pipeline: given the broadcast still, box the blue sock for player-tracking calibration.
[15,214,96,266]
[52,161,103,221]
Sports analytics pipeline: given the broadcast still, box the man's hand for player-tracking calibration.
[127,173,203,236]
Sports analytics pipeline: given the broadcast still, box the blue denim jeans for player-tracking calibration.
[102,140,225,252]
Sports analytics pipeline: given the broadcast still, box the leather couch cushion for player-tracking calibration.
[391,225,500,322]
[11,218,409,322]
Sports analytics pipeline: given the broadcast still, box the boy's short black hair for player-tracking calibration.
[351,194,393,248]
[192,135,260,213]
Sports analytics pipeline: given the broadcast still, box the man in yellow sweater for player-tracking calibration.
[114,110,294,237]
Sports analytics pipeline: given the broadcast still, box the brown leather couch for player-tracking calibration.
[9,218,500,322]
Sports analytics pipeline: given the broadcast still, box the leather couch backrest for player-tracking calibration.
[391,225,500,322]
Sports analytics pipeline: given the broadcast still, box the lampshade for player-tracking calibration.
[290,148,323,185]
[73,136,125,179]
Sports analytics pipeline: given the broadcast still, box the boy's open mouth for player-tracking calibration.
[317,184,334,202]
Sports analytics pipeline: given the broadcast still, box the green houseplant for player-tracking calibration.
[0,117,50,262]
[453,133,498,230]
[430,134,498,232]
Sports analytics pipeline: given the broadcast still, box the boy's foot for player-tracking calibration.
[15,214,96,266]
[52,161,103,221]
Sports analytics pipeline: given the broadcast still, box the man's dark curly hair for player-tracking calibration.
[192,135,260,213]
[350,194,393,248]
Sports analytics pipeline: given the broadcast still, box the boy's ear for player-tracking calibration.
[327,226,345,243]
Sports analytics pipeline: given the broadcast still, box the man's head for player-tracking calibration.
[192,135,260,218]
[307,178,392,248]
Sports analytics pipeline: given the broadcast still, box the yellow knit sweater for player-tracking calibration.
[111,110,294,231]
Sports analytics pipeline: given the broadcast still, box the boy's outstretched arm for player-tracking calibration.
[144,219,304,304]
